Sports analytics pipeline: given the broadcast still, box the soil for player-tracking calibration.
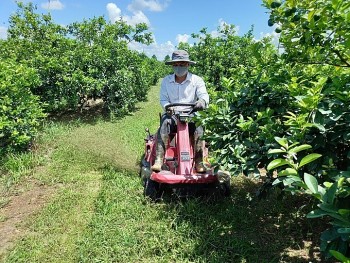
[0,181,56,258]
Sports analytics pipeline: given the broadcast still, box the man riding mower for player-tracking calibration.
[140,50,231,200]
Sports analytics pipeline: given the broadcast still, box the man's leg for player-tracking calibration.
[190,124,206,173]
[151,114,175,172]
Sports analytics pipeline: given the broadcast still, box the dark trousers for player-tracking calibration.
[156,113,204,156]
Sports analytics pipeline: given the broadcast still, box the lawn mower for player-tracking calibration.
[140,103,231,200]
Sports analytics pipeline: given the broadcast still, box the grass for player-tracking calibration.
[0,83,329,262]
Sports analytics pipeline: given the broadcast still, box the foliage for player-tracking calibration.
[0,2,165,115]
[330,250,350,263]
[179,0,350,259]
[0,2,166,153]
[264,0,350,68]
[262,0,350,258]
[180,24,292,175]
[267,137,350,259]
[0,59,46,155]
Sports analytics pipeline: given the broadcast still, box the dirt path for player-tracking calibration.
[0,182,56,258]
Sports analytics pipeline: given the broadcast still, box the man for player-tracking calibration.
[151,50,209,173]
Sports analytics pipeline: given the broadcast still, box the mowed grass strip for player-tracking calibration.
[74,171,319,263]
[5,175,101,263]
[76,168,250,263]
[2,84,161,262]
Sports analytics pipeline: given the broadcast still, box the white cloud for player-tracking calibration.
[176,34,190,44]
[41,0,64,10]
[233,25,240,35]
[107,3,150,26]
[209,30,222,38]
[218,19,228,30]
[0,26,7,39]
[128,39,174,60]
[128,0,169,12]
[210,19,239,37]
[259,26,280,47]
[107,3,122,22]
[255,25,284,53]
[125,11,151,26]
[107,1,172,60]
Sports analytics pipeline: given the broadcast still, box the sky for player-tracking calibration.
[0,0,279,60]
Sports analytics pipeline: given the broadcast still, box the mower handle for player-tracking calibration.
[164,103,196,111]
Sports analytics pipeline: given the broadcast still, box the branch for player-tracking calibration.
[332,48,350,67]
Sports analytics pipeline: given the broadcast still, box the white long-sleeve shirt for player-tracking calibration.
[159,72,209,111]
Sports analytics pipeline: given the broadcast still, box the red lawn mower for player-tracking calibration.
[140,103,231,201]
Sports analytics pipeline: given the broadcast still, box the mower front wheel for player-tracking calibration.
[219,177,231,197]
[144,178,160,201]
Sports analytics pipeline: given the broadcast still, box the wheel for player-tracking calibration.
[221,180,231,197]
[140,165,151,187]
[219,177,231,197]
[216,170,231,197]
[139,154,151,186]
[144,178,160,201]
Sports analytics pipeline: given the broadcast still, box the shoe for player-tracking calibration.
[151,160,162,172]
[195,161,206,173]
[151,142,164,172]
[194,137,206,173]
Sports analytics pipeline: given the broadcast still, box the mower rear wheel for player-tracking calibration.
[219,178,231,197]
[144,178,160,201]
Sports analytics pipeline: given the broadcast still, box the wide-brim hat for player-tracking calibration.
[165,50,196,65]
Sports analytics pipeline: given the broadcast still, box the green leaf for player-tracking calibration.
[321,228,340,242]
[274,137,288,148]
[268,148,286,154]
[289,144,312,154]
[304,173,319,194]
[318,209,350,224]
[267,159,290,171]
[299,153,322,168]
[330,113,343,121]
[312,123,326,133]
[307,209,327,218]
[337,228,350,234]
[318,203,338,213]
[329,250,350,263]
[318,108,332,114]
[278,168,298,176]
[323,181,337,204]
[283,176,303,187]
[308,10,316,22]
[338,209,350,216]
[272,178,283,186]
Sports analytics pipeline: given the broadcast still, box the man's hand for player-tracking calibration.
[192,99,206,113]
[166,106,174,116]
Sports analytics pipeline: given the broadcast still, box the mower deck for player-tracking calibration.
[151,170,218,184]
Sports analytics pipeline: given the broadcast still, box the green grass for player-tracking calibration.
[1,83,327,263]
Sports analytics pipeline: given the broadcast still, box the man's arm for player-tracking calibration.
[195,76,209,108]
[160,77,170,111]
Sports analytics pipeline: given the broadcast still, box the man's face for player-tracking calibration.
[172,62,190,77]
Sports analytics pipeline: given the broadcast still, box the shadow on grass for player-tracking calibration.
[158,176,332,263]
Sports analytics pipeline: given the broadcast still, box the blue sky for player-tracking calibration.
[0,0,279,60]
